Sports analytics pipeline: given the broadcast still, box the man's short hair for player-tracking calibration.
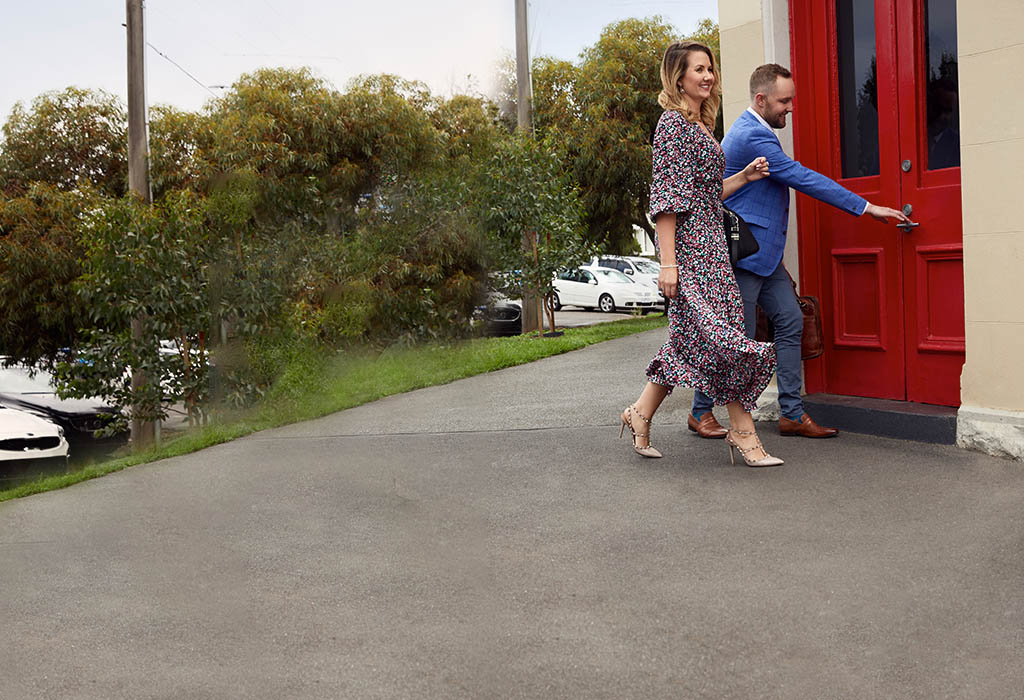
[749,64,792,99]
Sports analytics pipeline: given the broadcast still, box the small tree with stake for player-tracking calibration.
[478,133,593,336]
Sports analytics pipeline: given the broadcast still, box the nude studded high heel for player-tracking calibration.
[725,429,784,467]
[619,404,663,458]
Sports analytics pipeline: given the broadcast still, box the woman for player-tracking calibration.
[619,40,783,467]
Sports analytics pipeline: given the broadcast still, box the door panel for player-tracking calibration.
[895,0,965,405]
[799,0,906,400]
[790,0,964,406]
[579,270,599,306]
[831,248,887,351]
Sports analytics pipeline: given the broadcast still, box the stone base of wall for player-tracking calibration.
[957,405,1024,461]
[751,382,781,422]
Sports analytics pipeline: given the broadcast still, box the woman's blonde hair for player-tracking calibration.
[658,41,721,130]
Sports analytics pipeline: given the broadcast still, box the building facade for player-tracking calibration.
[718,0,1023,458]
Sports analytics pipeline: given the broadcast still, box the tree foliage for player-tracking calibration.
[0,87,127,197]
[505,17,721,253]
[0,183,99,365]
[477,134,593,314]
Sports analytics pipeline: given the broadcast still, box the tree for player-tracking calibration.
[55,192,214,426]
[55,188,289,423]
[476,134,593,334]
[506,17,722,253]
[0,183,100,365]
[148,105,215,200]
[0,89,131,367]
[0,87,127,197]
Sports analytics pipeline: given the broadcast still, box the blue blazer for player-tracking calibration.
[722,109,867,276]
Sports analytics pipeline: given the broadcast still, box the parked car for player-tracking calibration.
[0,361,127,445]
[590,255,666,311]
[590,255,660,285]
[482,299,523,336]
[473,291,523,337]
[0,404,69,482]
[552,266,659,313]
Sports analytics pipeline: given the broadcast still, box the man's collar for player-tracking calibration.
[746,106,774,132]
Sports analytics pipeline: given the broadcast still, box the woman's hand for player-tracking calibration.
[658,266,679,300]
[742,156,770,183]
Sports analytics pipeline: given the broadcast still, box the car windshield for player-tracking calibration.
[632,259,660,274]
[593,269,632,284]
[0,366,55,394]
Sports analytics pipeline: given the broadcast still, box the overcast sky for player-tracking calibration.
[0,0,718,122]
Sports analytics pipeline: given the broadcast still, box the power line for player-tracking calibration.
[222,52,345,63]
[145,40,220,99]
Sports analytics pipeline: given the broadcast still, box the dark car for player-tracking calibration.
[475,298,522,337]
[0,363,127,445]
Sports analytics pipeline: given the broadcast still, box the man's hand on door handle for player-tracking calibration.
[864,203,913,225]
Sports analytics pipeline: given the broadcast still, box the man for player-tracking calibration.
[688,63,911,440]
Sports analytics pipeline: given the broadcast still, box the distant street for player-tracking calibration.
[555,307,651,327]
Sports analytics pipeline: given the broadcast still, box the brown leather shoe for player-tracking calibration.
[687,411,727,439]
[779,413,839,438]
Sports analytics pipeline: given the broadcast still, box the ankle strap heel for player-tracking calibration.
[725,429,784,468]
[619,404,663,459]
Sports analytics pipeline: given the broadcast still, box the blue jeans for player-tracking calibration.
[692,261,804,420]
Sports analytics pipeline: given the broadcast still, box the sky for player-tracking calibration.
[0,0,718,122]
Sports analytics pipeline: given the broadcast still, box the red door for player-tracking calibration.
[790,0,965,406]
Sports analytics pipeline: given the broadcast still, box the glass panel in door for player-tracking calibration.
[835,0,880,178]
[924,0,959,170]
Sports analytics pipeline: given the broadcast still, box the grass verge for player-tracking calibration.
[0,314,666,503]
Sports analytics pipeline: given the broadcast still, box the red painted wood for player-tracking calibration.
[790,0,905,400]
[895,0,965,406]
[789,0,825,393]
[789,0,964,406]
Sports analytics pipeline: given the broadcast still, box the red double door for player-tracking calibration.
[790,0,964,406]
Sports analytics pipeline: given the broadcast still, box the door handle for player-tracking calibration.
[897,203,918,232]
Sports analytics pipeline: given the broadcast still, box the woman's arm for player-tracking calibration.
[721,156,770,199]
[656,213,679,300]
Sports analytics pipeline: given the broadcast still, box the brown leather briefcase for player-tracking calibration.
[754,271,824,360]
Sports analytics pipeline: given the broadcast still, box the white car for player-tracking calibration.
[591,255,660,287]
[0,404,70,482]
[591,255,666,305]
[552,266,659,313]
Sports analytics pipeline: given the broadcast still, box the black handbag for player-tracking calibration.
[722,205,759,266]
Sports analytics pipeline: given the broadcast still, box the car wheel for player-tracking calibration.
[550,292,562,311]
[598,294,615,313]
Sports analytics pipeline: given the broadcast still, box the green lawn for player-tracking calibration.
[0,314,667,502]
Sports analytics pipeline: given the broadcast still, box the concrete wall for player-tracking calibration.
[955,0,1024,458]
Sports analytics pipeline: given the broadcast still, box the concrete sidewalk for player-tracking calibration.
[1,329,1021,699]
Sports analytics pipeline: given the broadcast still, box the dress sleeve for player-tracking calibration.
[648,112,694,221]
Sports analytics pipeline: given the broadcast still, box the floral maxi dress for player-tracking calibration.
[645,110,776,411]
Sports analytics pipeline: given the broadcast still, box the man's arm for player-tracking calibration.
[748,130,910,223]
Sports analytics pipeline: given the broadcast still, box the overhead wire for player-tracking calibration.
[145,41,220,99]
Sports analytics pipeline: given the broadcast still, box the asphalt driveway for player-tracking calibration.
[1,329,1021,699]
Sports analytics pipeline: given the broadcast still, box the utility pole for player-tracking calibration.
[514,0,533,133]
[514,0,540,334]
[126,0,156,450]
